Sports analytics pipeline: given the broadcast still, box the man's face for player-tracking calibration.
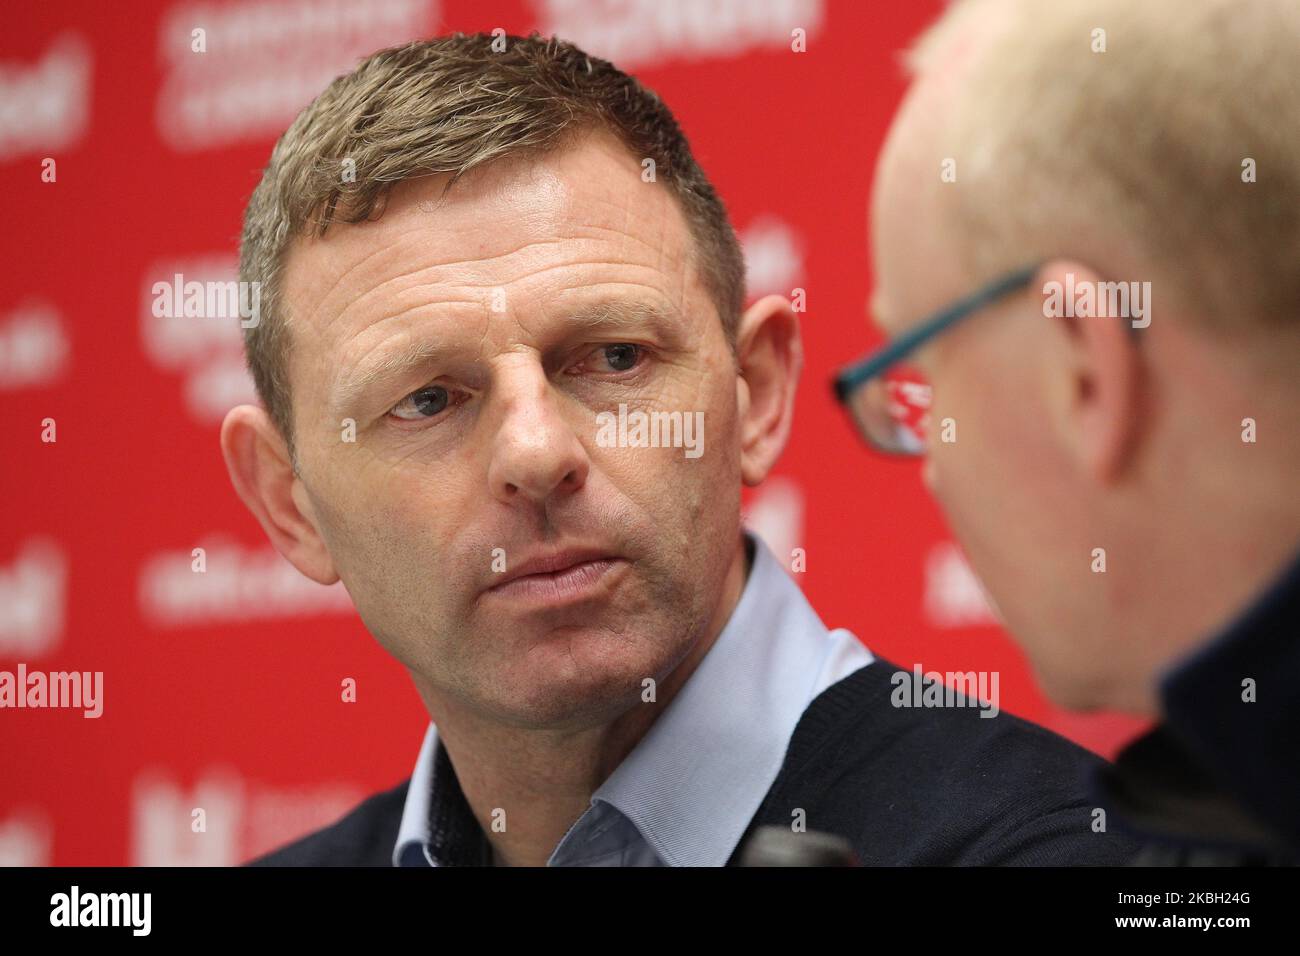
[870,76,1119,709]
[279,130,744,729]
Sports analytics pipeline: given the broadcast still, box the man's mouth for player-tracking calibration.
[485,548,626,606]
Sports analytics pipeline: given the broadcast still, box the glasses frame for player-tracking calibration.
[832,262,1042,411]
[833,261,1150,455]
[833,263,1043,455]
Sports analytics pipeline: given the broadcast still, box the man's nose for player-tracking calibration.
[487,364,590,506]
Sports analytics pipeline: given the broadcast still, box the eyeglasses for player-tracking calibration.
[831,264,1042,456]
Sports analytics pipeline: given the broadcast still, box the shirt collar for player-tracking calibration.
[393,723,491,866]
[1095,545,1300,856]
[579,533,868,866]
[394,531,871,866]
[393,724,438,866]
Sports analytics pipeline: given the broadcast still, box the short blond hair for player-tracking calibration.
[905,0,1300,334]
[240,32,745,451]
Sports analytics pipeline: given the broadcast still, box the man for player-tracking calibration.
[225,32,1134,866]
[837,0,1300,863]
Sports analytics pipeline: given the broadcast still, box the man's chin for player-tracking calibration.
[491,681,645,732]
[483,628,677,729]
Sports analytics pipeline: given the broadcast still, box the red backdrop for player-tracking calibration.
[0,0,1145,866]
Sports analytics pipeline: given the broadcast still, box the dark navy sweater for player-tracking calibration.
[250,658,1139,866]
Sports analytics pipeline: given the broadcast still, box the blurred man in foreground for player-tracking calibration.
[837,0,1300,863]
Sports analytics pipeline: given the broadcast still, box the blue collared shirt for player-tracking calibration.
[393,532,873,866]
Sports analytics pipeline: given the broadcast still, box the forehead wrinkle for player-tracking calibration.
[327,251,689,405]
[286,234,417,342]
[324,227,674,344]
[293,222,543,340]
[291,166,689,343]
[570,220,686,266]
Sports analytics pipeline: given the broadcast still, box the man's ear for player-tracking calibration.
[220,405,340,585]
[1038,259,1144,484]
[734,294,803,486]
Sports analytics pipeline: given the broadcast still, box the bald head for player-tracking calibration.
[879,0,1300,349]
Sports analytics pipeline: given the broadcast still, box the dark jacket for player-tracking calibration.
[250,658,1139,866]
[1093,548,1300,865]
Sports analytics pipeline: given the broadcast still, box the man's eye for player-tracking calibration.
[595,343,642,373]
[390,385,454,421]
